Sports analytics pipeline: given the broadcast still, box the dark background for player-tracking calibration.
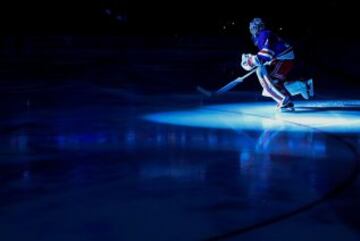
[0,0,358,93]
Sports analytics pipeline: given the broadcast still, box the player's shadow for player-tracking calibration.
[295,105,360,113]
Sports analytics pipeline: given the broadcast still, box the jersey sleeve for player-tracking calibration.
[256,31,275,63]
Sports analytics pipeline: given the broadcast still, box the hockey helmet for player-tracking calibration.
[249,18,265,36]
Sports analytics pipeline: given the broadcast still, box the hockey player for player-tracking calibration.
[241,18,313,111]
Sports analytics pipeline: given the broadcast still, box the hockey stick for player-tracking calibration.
[196,86,213,97]
[196,67,257,97]
[196,60,274,97]
[215,67,257,95]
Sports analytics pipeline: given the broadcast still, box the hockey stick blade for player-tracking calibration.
[196,86,213,97]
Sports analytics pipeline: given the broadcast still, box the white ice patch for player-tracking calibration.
[143,100,360,133]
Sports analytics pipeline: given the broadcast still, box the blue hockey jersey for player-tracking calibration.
[253,30,295,63]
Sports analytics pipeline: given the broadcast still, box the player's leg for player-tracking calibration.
[256,65,293,110]
[267,60,302,111]
[271,60,314,100]
[284,81,309,99]
[284,78,314,99]
[307,78,314,97]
